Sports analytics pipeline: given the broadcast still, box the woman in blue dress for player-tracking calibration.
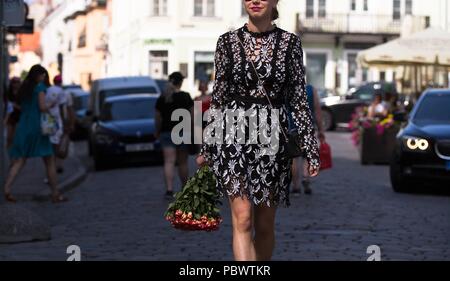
[3,65,67,203]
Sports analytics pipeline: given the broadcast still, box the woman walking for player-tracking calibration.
[3,65,67,203]
[291,84,325,196]
[155,72,194,199]
[197,0,320,261]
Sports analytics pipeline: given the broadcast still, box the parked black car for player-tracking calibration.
[321,82,398,131]
[390,89,450,192]
[89,94,162,170]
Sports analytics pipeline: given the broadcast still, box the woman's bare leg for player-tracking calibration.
[176,147,189,187]
[163,147,177,192]
[292,157,301,192]
[3,158,27,195]
[254,204,277,261]
[43,156,59,196]
[229,196,256,261]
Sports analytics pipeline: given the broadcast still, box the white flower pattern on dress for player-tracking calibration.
[201,24,320,207]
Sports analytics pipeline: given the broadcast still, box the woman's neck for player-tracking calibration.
[247,18,274,33]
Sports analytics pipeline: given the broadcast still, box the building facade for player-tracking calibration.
[108,0,250,95]
[292,0,450,94]
[63,0,110,90]
[39,0,87,81]
[108,0,450,96]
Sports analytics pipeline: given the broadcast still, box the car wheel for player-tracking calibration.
[390,158,408,193]
[321,109,335,131]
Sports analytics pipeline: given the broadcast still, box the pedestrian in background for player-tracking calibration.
[3,77,21,148]
[291,84,325,196]
[155,72,194,199]
[46,74,75,174]
[3,65,68,204]
[367,93,388,120]
[197,0,320,261]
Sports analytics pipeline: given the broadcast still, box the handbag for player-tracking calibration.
[319,141,332,170]
[56,134,70,159]
[234,33,304,159]
[41,113,58,136]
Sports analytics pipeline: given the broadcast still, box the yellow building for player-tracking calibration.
[63,0,110,90]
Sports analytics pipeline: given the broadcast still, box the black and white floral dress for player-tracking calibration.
[201,24,320,207]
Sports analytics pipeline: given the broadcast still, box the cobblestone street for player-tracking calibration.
[1,131,449,261]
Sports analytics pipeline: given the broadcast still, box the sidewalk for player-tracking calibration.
[4,143,87,202]
[0,143,88,244]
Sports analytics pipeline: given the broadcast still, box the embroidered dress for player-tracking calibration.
[201,24,320,207]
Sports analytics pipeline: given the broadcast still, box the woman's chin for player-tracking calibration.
[249,13,270,21]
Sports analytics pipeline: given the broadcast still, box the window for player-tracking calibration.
[101,99,157,122]
[364,0,368,11]
[348,53,358,88]
[350,0,356,11]
[306,53,327,89]
[195,51,215,83]
[393,0,401,20]
[149,50,169,79]
[318,0,326,18]
[78,26,86,48]
[306,0,314,18]
[405,0,413,15]
[152,0,167,16]
[194,0,202,16]
[194,0,215,17]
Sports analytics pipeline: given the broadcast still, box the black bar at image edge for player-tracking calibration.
[0,261,446,280]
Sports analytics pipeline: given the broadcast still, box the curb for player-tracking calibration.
[32,156,88,202]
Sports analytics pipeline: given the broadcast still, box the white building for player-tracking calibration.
[293,0,450,94]
[39,0,87,81]
[106,0,449,95]
[108,0,249,95]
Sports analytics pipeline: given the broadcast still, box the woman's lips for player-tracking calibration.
[251,7,262,12]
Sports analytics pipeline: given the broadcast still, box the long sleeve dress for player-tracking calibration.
[201,24,320,207]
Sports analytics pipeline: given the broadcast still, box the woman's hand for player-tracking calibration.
[308,164,320,178]
[196,154,207,167]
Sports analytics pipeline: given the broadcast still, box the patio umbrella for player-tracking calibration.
[357,27,450,68]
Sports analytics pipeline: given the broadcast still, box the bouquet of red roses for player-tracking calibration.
[165,166,222,232]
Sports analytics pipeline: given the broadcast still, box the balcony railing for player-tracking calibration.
[297,13,425,35]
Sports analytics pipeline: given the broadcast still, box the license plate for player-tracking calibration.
[126,143,154,152]
[446,161,450,171]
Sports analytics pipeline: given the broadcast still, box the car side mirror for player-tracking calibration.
[393,112,407,122]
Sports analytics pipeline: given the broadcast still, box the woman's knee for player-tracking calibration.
[234,213,252,233]
[231,200,253,233]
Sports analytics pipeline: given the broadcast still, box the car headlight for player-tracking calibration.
[402,136,430,151]
[96,134,115,145]
[95,128,117,145]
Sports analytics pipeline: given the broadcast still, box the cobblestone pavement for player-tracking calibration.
[0,131,449,261]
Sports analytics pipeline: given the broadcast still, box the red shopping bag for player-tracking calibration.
[320,141,332,170]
